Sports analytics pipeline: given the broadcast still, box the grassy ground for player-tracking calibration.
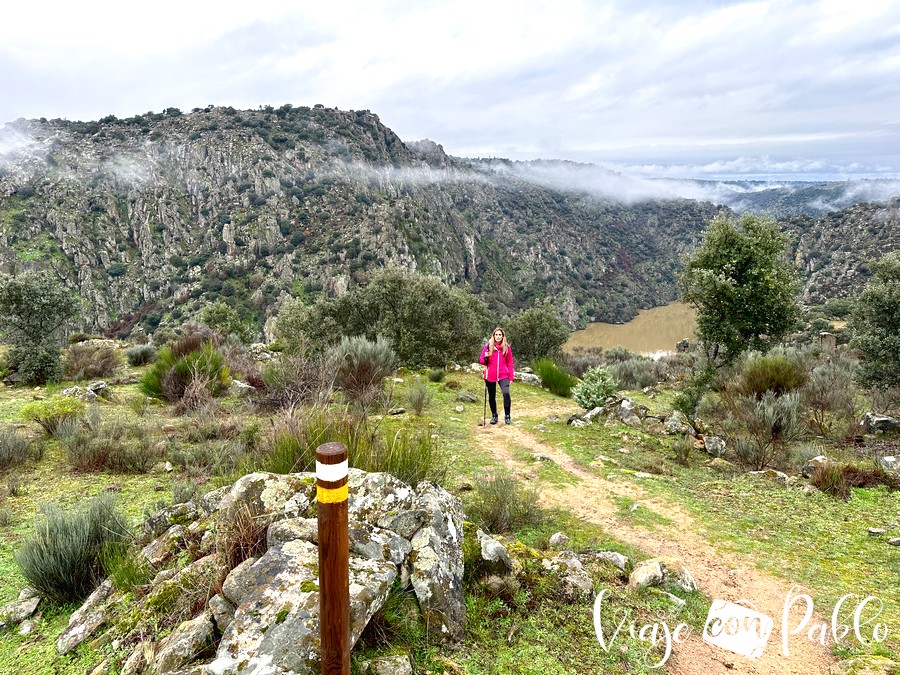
[1,366,898,673]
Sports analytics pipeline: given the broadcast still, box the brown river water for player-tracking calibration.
[565,302,697,355]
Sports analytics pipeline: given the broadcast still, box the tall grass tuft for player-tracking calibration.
[466,470,542,534]
[0,426,33,470]
[64,342,122,381]
[531,358,578,397]
[327,336,397,411]
[15,494,131,603]
[126,344,157,367]
[406,378,432,416]
[427,368,446,383]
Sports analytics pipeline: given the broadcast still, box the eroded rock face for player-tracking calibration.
[57,580,116,655]
[154,612,216,674]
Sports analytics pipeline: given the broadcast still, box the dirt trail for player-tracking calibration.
[473,401,839,675]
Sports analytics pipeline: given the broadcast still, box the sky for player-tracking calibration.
[2,0,899,181]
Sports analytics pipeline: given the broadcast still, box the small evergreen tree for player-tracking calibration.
[848,251,900,390]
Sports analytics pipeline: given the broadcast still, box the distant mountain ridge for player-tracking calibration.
[0,105,898,337]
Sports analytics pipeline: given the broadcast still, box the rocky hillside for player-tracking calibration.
[784,198,900,304]
[0,105,721,336]
[0,105,897,338]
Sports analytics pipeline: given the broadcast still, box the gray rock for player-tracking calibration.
[140,524,187,567]
[476,529,513,576]
[629,560,664,589]
[533,424,547,431]
[583,406,604,422]
[350,521,413,564]
[57,580,115,655]
[595,551,629,571]
[228,379,256,397]
[213,539,396,675]
[479,574,521,598]
[704,436,726,457]
[198,486,230,516]
[664,411,694,435]
[17,587,39,601]
[142,502,200,541]
[153,612,215,674]
[570,419,588,429]
[375,509,430,540]
[868,528,887,536]
[879,455,899,475]
[518,372,542,386]
[747,469,790,484]
[267,517,318,548]
[802,455,834,478]
[388,407,406,415]
[360,654,414,675]
[60,385,97,402]
[348,470,415,525]
[208,594,236,633]
[454,405,464,413]
[629,557,697,593]
[542,551,593,599]
[222,556,261,606]
[888,538,900,546]
[0,595,41,628]
[456,391,478,403]
[860,413,900,434]
[86,380,108,395]
[18,619,37,636]
[548,532,570,549]
[409,483,465,641]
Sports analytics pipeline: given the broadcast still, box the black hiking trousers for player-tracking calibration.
[486,378,511,418]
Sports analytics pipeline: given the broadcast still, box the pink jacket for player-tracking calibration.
[480,343,515,382]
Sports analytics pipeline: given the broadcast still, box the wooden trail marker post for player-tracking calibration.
[316,442,350,674]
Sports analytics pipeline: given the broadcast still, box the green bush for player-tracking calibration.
[21,396,86,435]
[200,300,255,344]
[64,342,122,380]
[427,368,446,383]
[6,344,63,385]
[466,470,542,534]
[503,299,570,365]
[572,366,617,410]
[0,426,32,470]
[126,344,157,366]
[140,343,230,402]
[604,346,635,363]
[406,378,432,415]
[608,357,657,390]
[531,358,578,397]
[735,352,807,399]
[261,353,337,409]
[15,494,131,603]
[57,416,161,473]
[802,356,858,439]
[732,391,802,469]
[559,346,604,378]
[327,336,397,409]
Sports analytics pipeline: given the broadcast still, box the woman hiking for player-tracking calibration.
[480,327,515,424]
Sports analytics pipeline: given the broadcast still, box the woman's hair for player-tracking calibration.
[490,326,509,355]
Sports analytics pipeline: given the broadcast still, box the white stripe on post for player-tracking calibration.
[316,459,349,482]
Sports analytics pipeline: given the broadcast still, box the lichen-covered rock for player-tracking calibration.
[664,411,694,435]
[350,521,412,565]
[548,531,570,549]
[221,556,261,607]
[409,483,465,640]
[593,551,629,571]
[348,470,415,525]
[267,517,318,548]
[140,524,187,567]
[154,612,216,674]
[213,539,396,675]
[860,413,900,434]
[142,502,201,542]
[198,486,231,516]
[360,654,414,675]
[143,555,221,624]
[57,580,116,655]
[208,594,236,633]
[0,595,41,629]
[475,529,513,577]
[542,551,594,599]
[375,509,430,540]
[704,436,726,457]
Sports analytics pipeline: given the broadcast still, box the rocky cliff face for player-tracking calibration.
[0,105,722,336]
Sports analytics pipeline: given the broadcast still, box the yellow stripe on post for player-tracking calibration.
[317,484,348,504]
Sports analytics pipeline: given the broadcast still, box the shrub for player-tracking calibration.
[327,336,397,410]
[57,416,161,473]
[604,346,635,364]
[559,346,604,378]
[732,391,802,469]
[126,344,157,366]
[6,344,63,385]
[427,368,446,383]
[671,436,694,466]
[0,426,32,470]
[22,396,86,435]
[802,356,859,439]
[608,357,657,390]
[466,471,542,534]
[64,342,122,380]
[406,378,431,416]
[811,463,848,500]
[572,366,617,410]
[734,352,807,400]
[531,358,578,397]
[199,301,255,343]
[15,494,131,603]
[140,344,230,402]
[503,299,570,365]
[261,353,337,410]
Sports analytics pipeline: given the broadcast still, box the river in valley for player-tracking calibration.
[565,302,697,356]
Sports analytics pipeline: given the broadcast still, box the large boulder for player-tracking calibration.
[211,539,397,675]
[664,411,695,435]
[409,482,465,641]
[153,612,216,674]
[860,413,900,434]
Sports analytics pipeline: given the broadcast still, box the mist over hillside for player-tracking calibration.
[0,105,898,339]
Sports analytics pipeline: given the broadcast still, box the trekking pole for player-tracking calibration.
[482,377,487,427]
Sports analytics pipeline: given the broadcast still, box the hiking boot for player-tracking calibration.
[505,415,511,424]
[490,415,498,425]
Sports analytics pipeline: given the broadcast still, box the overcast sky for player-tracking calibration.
[2,0,899,180]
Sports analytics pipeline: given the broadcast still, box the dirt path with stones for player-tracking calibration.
[472,399,840,675]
